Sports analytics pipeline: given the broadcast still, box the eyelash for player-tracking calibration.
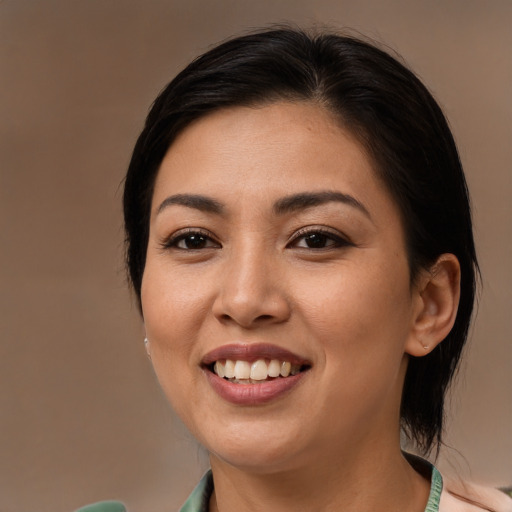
[160,226,352,252]
[160,228,221,251]
[287,227,353,250]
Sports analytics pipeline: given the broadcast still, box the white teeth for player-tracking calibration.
[250,359,268,380]
[267,359,281,378]
[224,359,235,378]
[214,361,225,378]
[234,360,251,380]
[213,358,305,381]
[280,361,291,377]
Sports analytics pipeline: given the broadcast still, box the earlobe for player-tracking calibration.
[405,254,461,357]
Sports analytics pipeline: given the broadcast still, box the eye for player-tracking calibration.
[161,229,221,250]
[288,228,352,250]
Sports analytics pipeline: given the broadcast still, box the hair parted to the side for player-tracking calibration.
[123,26,478,457]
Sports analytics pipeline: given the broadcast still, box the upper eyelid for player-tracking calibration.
[292,226,339,236]
[160,228,220,247]
[289,225,350,242]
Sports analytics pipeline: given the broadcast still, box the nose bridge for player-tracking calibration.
[213,236,289,327]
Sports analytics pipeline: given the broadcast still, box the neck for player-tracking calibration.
[209,441,431,512]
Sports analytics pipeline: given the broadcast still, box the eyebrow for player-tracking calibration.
[273,191,371,219]
[157,194,224,215]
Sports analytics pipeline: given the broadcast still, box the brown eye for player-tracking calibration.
[299,232,331,249]
[176,233,211,249]
[290,229,350,250]
[163,230,221,250]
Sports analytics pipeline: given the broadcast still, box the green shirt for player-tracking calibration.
[178,465,443,512]
[76,461,443,512]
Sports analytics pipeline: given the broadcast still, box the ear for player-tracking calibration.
[405,254,461,357]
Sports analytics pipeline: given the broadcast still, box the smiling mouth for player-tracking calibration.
[210,359,311,384]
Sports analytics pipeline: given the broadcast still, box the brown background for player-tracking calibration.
[1,1,511,511]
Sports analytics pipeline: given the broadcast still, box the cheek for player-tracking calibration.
[301,266,413,429]
[301,260,410,321]
[294,259,413,370]
[140,264,211,392]
[141,273,205,428]
[142,262,210,334]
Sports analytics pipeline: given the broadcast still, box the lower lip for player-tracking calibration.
[204,369,307,405]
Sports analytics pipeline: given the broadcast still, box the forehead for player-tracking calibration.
[152,102,394,219]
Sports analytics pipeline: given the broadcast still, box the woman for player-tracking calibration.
[81,28,511,512]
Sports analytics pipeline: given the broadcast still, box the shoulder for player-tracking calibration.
[403,452,511,512]
[440,477,512,512]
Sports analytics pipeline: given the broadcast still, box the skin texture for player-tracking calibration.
[141,102,460,511]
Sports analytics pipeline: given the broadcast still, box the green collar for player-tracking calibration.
[179,458,443,512]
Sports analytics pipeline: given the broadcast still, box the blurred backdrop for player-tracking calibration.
[1,1,511,511]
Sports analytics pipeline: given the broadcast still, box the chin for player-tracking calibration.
[198,419,310,474]
[210,446,300,475]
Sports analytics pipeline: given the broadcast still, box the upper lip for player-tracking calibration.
[202,343,311,366]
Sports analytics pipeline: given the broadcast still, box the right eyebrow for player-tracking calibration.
[156,194,225,216]
[273,191,372,220]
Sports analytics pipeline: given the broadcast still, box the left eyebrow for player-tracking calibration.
[156,194,225,216]
[273,191,372,220]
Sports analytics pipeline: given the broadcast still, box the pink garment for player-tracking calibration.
[440,477,512,512]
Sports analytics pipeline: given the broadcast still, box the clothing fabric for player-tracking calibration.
[76,458,511,512]
[75,501,127,512]
[179,465,444,512]
[178,461,512,512]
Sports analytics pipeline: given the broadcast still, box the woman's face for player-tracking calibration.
[141,102,424,473]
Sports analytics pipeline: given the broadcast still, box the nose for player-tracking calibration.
[211,243,291,329]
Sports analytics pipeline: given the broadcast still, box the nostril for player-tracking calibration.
[217,313,280,325]
[256,314,274,322]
